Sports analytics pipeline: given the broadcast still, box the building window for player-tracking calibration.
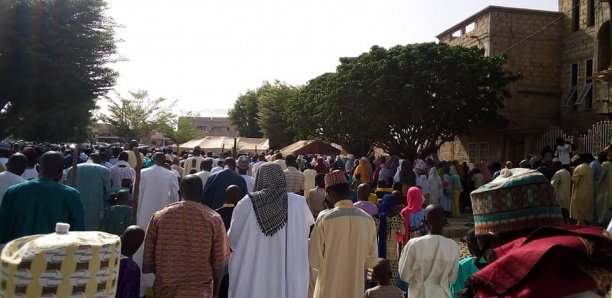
[598,21,611,71]
[587,0,595,27]
[583,59,594,108]
[564,63,579,106]
[478,143,489,164]
[468,143,477,164]
[576,60,593,107]
[468,142,489,164]
[572,0,580,31]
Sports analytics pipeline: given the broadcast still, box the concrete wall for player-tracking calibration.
[437,7,565,164]
[558,0,610,132]
[488,10,563,130]
[188,116,238,137]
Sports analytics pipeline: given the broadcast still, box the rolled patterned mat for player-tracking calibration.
[0,223,121,297]
[470,168,564,236]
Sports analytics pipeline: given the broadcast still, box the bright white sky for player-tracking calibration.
[105,0,558,116]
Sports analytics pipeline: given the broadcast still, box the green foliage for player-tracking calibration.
[257,81,298,149]
[229,81,298,149]
[160,112,201,147]
[0,0,117,142]
[99,91,176,143]
[228,90,262,138]
[290,43,518,159]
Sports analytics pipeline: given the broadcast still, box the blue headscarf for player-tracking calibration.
[378,194,397,258]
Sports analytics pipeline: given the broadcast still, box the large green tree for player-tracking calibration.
[100,91,175,143]
[229,81,298,149]
[0,0,117,142]
[290,43,518,159]
[228,90,262,138]
[288,72,376,156]
[257,81,298,149]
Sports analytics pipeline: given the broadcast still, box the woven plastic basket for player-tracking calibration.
[0,223,121,297]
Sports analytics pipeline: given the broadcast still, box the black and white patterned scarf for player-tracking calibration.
[249,162,288,236]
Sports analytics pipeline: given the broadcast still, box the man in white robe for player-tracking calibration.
[184,146,205,175]
[228,162,314,298]
[399,204,459,298]
[134,152,180,297]
[0,153,26,203]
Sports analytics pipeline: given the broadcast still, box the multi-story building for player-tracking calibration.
[437,1,611,165]
[186,116,238,137]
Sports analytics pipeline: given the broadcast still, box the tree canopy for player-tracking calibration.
[0,0,117,142]
[228,90,262,138]
[99,91,176,143]
[228,81,297,149]
[289,43,518,159]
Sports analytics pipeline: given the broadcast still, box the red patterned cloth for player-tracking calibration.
[143,201,230,297]
[468,226,612,298]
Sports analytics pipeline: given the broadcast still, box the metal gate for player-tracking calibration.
[535,126,571,152]
[575,120,612,155]
[536,121,612,156]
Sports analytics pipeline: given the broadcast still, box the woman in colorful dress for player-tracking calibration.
[374,194,405,286]
[449,165,463,217]
[401,187,426,243]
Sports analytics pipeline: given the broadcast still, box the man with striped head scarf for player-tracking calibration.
[228,162,314,298]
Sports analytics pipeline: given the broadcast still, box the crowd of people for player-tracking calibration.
[0,138,610,298]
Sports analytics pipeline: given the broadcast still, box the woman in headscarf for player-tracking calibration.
[332,156,345,171]
[313,157,327,174]
[401,187,426,244]
[228,163,314,298]
[440,166,453,214]
[413,159,428,176]
[452,160,464,177]
[389,157,399,180]
[393,160,403,183]
[374,194,405,286]
[344,154,356,173]
[414,161,430,204]
[427,167,443,205]
[372,156,385,183]
[449,165,463,218]
[353,158,372,184]
[378,158,393,185]
[394,159,416,195]
[478,160,493,183]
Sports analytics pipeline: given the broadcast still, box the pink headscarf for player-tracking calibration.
[403,187,424,215]
[401,187,424,243]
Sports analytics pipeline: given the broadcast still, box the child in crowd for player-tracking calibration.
[363,258,404,298]
[216,184,245,230]
[117,225,145,298]
[373,195,405,287]
[112,178,133,194]
[392,182,403,193]
[100,189,132,236]
[216,184,245,298]
[399,204,460,298]
[354,183,378,216]
[451,229,487,298]
[391,189,405,208]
